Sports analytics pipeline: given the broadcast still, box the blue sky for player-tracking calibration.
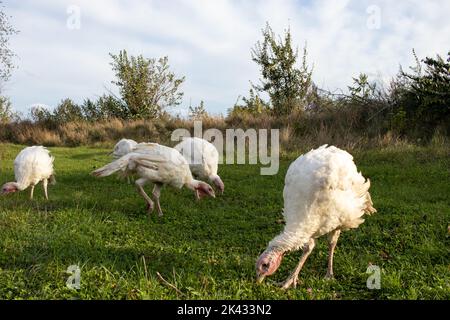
[2,0,449,117]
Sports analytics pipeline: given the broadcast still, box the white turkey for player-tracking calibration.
[92,143,215,217]
[1,146,55,200]
[174,137,224,197]
[111,138,137,158]
[256,145,376,289]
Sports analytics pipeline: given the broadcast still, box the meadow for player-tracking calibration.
[0,143,448,299]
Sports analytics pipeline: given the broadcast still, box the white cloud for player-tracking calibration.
[3,0,449,115]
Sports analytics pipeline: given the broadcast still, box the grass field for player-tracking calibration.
[0,143,449,300]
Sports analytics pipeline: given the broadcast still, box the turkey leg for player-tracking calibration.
[281,238,316,289]
[30,185,35,200]
[43,179,49,200]
[325,229,341,279]
[135,178,154,219]
[152,183,164,217]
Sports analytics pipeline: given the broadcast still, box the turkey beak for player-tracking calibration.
[1,188,13,195]
[214,177,224,194]
[208,190,216,199]
[256,273,266,284]
[197,189,215,199]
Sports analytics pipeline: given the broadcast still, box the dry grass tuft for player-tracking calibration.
[0,115,447,153]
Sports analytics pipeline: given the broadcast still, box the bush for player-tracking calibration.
[251,23,313,116]
[110,50,185,119]
[0,96,15,123]
[389,51,450,139]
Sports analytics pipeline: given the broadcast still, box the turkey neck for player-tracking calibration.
[185,178,203,191]
[268,228,312,253]
[14,181,29,191]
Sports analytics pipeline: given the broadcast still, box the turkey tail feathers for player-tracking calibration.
[92,157,129,177]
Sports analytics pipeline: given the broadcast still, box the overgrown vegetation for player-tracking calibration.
[26,51,185,124]
[109,50,185,119]
[188,100,208,120]
[0,95,15,123]
[0,2,18,124]
[389,50,450,138]
[0,21,448,150]
[0,1,17,87]
[250,23,313,116]
[230,25,449,142]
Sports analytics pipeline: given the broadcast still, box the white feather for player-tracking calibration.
[6,146,55,191]
[93,143,215,215]
[95,143,196,189]
[269,145,376,252]
[174,137,221,183]
[112,138,137,158]
[15,146,54,190]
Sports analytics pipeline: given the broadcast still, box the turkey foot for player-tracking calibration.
[146,201,154,219]
[324,272,334,280]
[279,274,300,289]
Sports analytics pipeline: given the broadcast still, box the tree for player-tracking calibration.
[348,73,377,101]
[0,2,18,123]
[80,95,127,121]
[228,88,270,116]
[402,51,450,135]
[110,50,185,118]
[0,95,14,122]
[0,2,18,90]
[96,94,129,119]
[251,23,313,116]
[189,100,208,119]
[388,50,450,137]
[30,105,53,124]
[52,98,83,123]
[80,98,101,121]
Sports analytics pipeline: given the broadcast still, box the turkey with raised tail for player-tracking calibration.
[92,143,215,218]
[174,137,224,197]
[1,146,56,200]
[111,138,138,183]
[256,145,376,289]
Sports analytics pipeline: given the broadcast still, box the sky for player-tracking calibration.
[2,0,449,117]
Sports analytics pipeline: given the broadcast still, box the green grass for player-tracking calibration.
[0,143,449,300]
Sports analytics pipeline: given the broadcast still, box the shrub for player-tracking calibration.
[110,50,185,119]
[0,96,15,123]
[389,51,450,139]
